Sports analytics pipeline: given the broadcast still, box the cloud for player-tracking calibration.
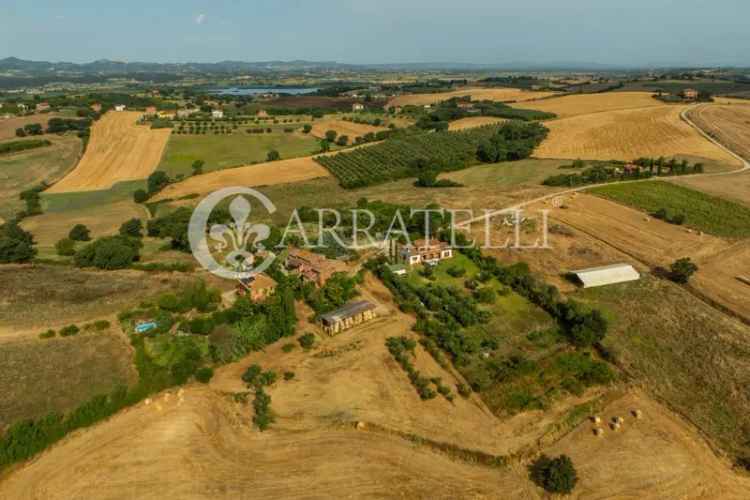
[194,13,206,25]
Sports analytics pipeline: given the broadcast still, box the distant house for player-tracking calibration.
[352,103,365,112]
[256,109,269,118]
[570,263,640,288]
[35,102,50,112]
[17,103,28,112]
[236,273,277,302]
[399,239,453,266]
[457,102,474,110]
[285,248,348,287]
[176,108,197,119]
[144,106,158,116]
[683,88,699,100]
[211,109,224,119]
[319,301,377,335]
[91,103,102,113]
[114,104,126,112]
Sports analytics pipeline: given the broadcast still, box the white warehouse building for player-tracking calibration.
[571,263,640,288]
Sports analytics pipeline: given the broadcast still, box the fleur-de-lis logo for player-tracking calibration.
[208,195,271,271]
[189,187,277,280]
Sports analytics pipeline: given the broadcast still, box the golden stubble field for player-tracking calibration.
[448,116,507,130]
[47,111,171,193]
[310,118,385,143]
[388,87,558,107]
[534,105,742,164]
[510,91,662,119]
[154,155,331,200]
[2,282,749,499]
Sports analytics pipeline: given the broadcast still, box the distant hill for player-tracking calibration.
[0,57,630,76]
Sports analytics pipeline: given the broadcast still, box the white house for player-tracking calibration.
[352,103,365,112]
[114,104,126,112]
[211,110,224,119]
[571,263,640,288]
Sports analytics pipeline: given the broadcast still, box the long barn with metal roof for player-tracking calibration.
[571,263,640,288]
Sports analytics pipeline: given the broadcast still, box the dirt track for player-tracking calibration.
[47,112,171,193]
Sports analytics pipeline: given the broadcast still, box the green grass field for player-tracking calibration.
[591,180,750,238]
[157,132,320,177]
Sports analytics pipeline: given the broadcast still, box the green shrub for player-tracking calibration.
[670,257,698,284]
[93,320,111,331]
[55,237,76,256]
[68,224,91,242]
[39,329,56,339]
[59,325,80,337]
[242,364,263,385]
[119,218,143,238]
[195,367,214,383]
[74,235,140,270]
[298,333,315,350]
[529,454,578,494]
[283,371,295,381]
[133,189,148,203]
[282,343,295,353]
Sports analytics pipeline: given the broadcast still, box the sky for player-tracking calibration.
[1,0,748,67]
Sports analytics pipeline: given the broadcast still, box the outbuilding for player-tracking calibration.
[571,263,640,288]
[320,301,377,335]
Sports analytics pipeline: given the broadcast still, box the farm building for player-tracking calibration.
[571,263,640,288]
[399,239,453,266]
[35,102,50,112]
[211,110,224,119]
[256,109,269,118]
[17,103,27,112]
[114,104,126,111]
[683,88,699,100]
[285,248,348,287]
[352,103,365,112]
[236,273,277,302]
[176,108,197,118]
[320,301,377,335]
[144,106,157,116]
[91,103,102,113]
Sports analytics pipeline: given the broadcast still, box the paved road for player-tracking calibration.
[457,103,750,227]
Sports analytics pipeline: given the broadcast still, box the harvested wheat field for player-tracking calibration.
[538,193,730,268]
[688,104,750,161]
[510,91,661,119]
[0,113,59,140]
[310,118,385,143]
[448,116,506,130]
[3,284,749,499]
[534,105,742,164]
[47,111,171,193]
[388,87,557,108]
[676,171,750,208]
[691,241,750,322]
[544,389,750,500]
[154,155,330,200]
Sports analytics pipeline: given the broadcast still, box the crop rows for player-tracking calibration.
[315,125,502,188]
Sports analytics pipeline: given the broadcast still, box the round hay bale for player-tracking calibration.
[593,428,604,437]
[632,409,643,419]
[355,421,367,430]
[144,398,151,406]
[610,422,621,431]
[591,416,602,424]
